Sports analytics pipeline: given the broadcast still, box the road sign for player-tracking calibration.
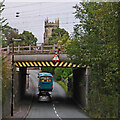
[57,42,62,49]
[52,54,60,61]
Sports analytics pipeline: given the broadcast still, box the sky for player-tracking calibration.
[2,1,81,43]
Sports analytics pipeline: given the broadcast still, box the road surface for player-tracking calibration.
[25,70,89,120]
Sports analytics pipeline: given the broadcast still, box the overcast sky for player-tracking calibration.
[2,1,81,43]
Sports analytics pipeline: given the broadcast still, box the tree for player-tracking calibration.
[0,0,8,47]
[18,30,37,45]
[49,27,70,45]
[2,26,18,46]
[67,2,119,118]
[41,67,54,75]
[54,67,72,82]
[48,27,72,84]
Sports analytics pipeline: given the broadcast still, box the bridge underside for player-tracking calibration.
[14,54,69,61]
[14,61,86,68]
[14,54,87,68]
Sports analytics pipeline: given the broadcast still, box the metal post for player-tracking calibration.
[85,68,89,107]
[11,40,14,116]
[53,43,55,53]
[7,46,9,54]
[18,45,20,53]
[41,43,43,53]
[29,45,31,52]
[27,70,29,88]
[28,74,29,88]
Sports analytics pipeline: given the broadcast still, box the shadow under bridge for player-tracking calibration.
[13,53,89,109]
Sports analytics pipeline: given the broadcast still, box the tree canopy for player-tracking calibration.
[49,27,71,45]
[18,30,37,44]
[1,0,9,47]
[67,2,119,118]
[2,26,18,46]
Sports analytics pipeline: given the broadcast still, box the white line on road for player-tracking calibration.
[53,103,62,120]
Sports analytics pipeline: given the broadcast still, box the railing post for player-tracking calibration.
[29,45,31,52]
[18,45,20,53]
[41,43,43,53]
[53,43,55,53]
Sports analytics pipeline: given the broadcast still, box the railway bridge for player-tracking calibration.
[2,43,90,116]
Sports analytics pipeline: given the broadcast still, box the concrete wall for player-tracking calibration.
[14,67,20,108]
[73,68,90,108]
[2,66,27,118]
[2,89,11,118]
[19,67,27,99]
[13,67,27,111]
[14,67,26,106]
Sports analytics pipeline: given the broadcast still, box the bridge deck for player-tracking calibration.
[14,54,70,62]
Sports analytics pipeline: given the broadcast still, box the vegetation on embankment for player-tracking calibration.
[2,59,12,118]
[57,81,68,93]
[54,67,73,95]
[66,2,119,118]
[2,60,11,104]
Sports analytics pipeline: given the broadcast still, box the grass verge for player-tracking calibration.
[57,81,68,93]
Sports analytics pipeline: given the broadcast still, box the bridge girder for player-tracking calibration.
[14,54,70,62]
[14,61,86,68]
[14,54,87,68]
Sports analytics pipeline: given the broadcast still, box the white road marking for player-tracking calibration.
[53,103,62,120]
[55,111,57,114]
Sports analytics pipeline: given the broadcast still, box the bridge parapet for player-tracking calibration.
[2,43,66,55]
[14,54,69,62]
[2,43,87,68]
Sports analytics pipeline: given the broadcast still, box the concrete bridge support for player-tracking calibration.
[19,67,27,99]
[73,68,90,108]
[14,67,27,108]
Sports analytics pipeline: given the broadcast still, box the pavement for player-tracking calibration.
[3,77,34,120]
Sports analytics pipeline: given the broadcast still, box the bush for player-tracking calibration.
[57,81,68,93]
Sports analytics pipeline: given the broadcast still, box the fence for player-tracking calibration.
[1,43,66,55]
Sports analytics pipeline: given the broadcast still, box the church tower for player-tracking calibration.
[44,18,59,44]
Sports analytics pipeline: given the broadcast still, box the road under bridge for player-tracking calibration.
[2,43,90,118]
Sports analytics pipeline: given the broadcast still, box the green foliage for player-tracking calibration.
[87,90,118,118]
[67,2,119,118]
[49,27,70,46]
[18,30,37,44]
[57,81,68,93]
[54,67,64,81]
[54,67,72,81]
[2,61,11,104]
[2,26,38,47]
[41,67,54,75]
[2,39,6,47]
[0,0,9,47]
[2,26,18,46]
[0,0,8,29]
[61,68,72,80]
